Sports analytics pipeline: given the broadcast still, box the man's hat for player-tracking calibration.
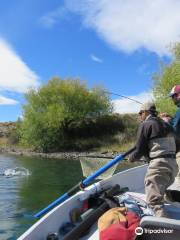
[169,85,180,97]
[139,102,156,114]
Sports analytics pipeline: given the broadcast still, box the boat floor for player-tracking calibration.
[80,181,180,240]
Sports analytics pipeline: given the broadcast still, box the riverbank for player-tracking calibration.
[0,146,119,160]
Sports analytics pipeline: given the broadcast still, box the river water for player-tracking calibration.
[0,153,140,240]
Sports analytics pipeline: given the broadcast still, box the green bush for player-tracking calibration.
[20,77,113,152]
[66,114,125,138]
[60,113,139,151]
[6,113,139,152]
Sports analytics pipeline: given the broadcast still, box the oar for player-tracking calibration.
[34,147,135,218]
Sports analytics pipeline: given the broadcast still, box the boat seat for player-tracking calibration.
[139,216,180,240]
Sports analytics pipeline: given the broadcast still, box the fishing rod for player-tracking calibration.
[104,91,142,105]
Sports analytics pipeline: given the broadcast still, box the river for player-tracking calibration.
[0,153,140,240]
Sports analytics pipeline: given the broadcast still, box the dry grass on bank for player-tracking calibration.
[0,137,8,145]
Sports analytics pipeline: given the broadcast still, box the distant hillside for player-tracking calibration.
[0,122,16,138]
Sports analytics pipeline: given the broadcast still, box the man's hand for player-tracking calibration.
[159,112,172,123]
[128,154,136,163]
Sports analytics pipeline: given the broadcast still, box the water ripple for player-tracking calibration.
[3,167,31,177]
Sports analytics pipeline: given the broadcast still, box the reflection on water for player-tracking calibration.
[0,153,141,239]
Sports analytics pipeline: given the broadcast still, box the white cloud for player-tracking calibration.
[0,38,40,93]
[90,54,103,63]
[65,0,180,56]
[0,95,18,105]
[40,16,56,28]
[112,91,153,114]
[40,7,69,28]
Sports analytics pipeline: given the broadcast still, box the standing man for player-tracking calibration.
[129,102,178,218]
[160,85,180,183]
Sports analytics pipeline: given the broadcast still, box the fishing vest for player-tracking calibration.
[147,117,176,159]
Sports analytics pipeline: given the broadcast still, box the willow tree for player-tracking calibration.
[20,77,112,152]
[153,43,180,115]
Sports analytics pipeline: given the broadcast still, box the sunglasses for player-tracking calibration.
[139,111,145,115]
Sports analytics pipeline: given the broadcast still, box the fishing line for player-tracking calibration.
[104,91,142,105]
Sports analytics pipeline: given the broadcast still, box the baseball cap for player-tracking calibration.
[139,102,156,114]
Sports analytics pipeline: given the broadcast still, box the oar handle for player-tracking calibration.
[122,147,136,157]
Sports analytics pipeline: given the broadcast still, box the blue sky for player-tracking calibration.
[0,0,179,122]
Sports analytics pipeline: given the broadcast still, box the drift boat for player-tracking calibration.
[18,163,180,240]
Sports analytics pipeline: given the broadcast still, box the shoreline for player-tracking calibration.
[0,146,118,160]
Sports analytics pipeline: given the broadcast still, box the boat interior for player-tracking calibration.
[18,164,180,240]
[80,191,180,240]
[80,166,180,240]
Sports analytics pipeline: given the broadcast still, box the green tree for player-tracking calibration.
[153,43,180,115]
[20,77,112,152]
